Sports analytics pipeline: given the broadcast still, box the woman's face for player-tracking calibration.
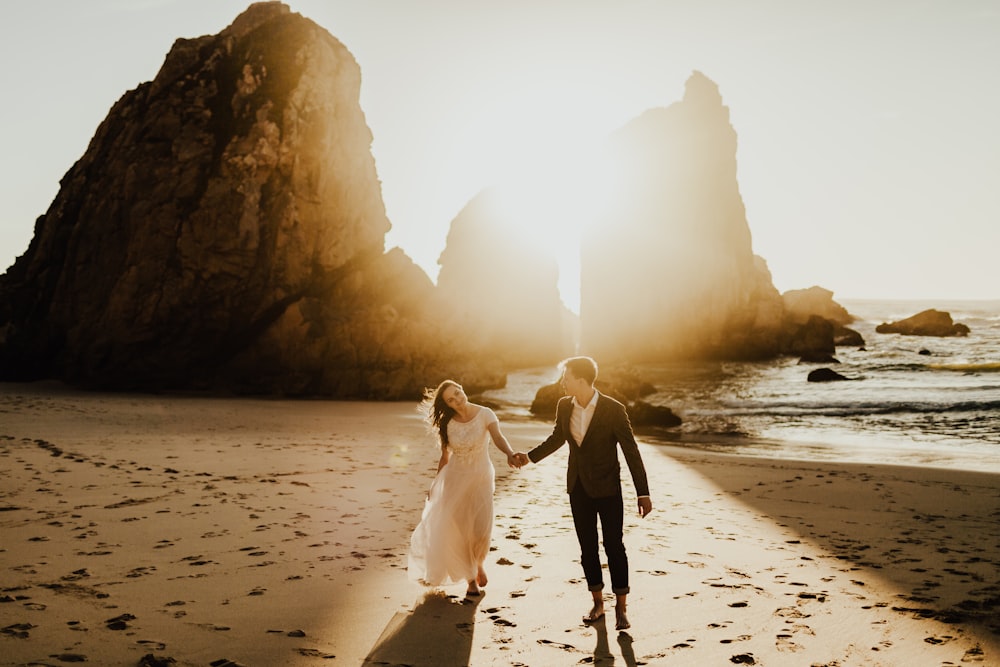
[441,384,467,411]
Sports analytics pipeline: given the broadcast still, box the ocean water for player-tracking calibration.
[487,299,1000,472]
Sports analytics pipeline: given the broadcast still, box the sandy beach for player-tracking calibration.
[1,382,998,666]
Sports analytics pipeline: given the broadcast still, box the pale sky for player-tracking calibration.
[2,0,998,311]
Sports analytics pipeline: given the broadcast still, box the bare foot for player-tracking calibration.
[476,566,488,588]
[615,607,630,630]
[583,602,605,623]
[466,580,482,596]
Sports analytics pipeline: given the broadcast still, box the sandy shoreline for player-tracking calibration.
[1,382,998,666]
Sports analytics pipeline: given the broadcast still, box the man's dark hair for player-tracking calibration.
[560,356,598,385]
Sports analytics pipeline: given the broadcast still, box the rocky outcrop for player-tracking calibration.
[628,401,683,429]
[786,316,836,361]
[807,368,849,382]
[578,72,838,362]
[833,327,865,348]
[875,310,970,337]
[0,3,501,397]
[782,286,853,325]
[784,286,863,349]
[436,189,574,367]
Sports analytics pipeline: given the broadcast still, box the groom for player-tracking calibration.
[515,356,652,631]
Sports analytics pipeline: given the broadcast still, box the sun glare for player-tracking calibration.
[485,137,625,315]
[416,63,639,316]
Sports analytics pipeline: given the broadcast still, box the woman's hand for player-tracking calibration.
[507,452,529,469]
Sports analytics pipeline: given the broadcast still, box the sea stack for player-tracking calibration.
[0,2,501,397]
[580,72,798,361]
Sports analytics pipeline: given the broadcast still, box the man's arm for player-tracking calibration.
[614,402,651,499]
[526,398,570,464]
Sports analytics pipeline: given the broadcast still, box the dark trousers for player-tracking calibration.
[569,481,629,595]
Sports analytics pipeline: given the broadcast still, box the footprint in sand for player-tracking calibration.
[49,654,88,663]
[137,640,167,651]
[963,645,986,662]
[2,623,35,638]
[105,613,136,630]
[775,633,804,652]
[773,606,810,619]
[297,648,335,658]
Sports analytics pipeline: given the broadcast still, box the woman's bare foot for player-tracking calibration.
[466,580,482,596]
[476,566,488,588]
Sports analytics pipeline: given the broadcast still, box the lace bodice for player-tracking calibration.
[446,408,496,465]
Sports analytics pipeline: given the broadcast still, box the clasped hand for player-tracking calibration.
[506,452,530,469]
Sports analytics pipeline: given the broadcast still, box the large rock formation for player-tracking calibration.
[0,2,500,397]
[435,189,574,367]
[579,72,837,362]
[0,9,855,397]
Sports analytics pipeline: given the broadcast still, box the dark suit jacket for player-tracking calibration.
[528,391,650,499]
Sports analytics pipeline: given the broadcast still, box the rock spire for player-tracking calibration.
[0,2,501,396]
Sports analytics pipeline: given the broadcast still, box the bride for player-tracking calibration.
[407,380,520,595]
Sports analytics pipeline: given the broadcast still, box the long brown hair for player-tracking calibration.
[420,380,461,446]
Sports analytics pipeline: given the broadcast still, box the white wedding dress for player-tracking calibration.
[408,408,497,586]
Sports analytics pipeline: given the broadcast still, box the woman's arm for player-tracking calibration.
[436,444,451,473]
[487,421,519,468]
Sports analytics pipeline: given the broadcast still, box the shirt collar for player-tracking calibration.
[573,389,599,411]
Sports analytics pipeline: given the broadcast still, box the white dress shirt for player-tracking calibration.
[570,389,599,445]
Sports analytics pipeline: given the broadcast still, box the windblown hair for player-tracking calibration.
[560,356,598,385]
[418,379,461,446]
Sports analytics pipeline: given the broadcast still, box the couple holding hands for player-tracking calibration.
[407,356,652,631]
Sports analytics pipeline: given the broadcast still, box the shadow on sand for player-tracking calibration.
[590,614,640,667]
[363,590,483,667]
[673,453,1000,641]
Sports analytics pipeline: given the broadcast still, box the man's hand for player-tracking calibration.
[638,496,653,518]
[513,452,531,467]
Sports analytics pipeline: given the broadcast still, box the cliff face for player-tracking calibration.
[0,2,500,397]
[580,72,794,361]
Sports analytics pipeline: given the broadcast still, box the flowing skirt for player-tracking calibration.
[408,455,495,586]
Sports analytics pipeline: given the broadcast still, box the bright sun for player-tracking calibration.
[485,136,623,315]
[387,69,636,316]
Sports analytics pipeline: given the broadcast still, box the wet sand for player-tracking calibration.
[1,382,998,666]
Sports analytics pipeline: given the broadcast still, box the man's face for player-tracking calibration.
[560,368,585,395]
